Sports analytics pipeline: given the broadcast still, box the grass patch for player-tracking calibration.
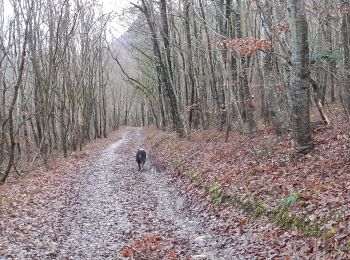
[245,167,258,176]
[186,169,203,183]
[184,170,322,237]
[346,240,350,251]
[207,182,224,204]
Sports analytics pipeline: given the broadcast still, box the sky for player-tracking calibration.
[102,0,135,38]
[3,0,135,38]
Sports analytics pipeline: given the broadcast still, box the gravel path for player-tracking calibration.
[1,128,246,259]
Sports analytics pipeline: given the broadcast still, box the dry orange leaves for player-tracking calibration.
[211,37,273,56]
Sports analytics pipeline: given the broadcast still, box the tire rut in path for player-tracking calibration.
[60,133,131,258]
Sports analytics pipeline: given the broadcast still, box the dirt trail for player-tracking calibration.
[1,128,251,259]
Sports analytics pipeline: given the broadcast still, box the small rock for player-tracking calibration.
[193,235,208,246]
[192,254,209,259]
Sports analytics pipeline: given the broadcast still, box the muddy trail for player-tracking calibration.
[1,128,289,259]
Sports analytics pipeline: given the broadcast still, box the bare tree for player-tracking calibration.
[341,0,350,117]
[133,0,185,137]
[1,0,32,182]
[288,0,312,153]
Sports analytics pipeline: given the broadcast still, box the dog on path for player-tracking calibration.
[136,149,147,171]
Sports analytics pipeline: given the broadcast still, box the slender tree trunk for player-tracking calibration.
[160,0,174,83]
[288,0,312,153]
[263,49,286,135]
[260,0,286,135]
[198,0,220,124]
[1,11,30,182]
[60,99,68,158]
[324,0,337,103]
[236,0,256,133]
[341,1,350,117]
[241,58,257,134]
[184,2,197,130]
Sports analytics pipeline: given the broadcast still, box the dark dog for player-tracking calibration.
[136,149,146,171]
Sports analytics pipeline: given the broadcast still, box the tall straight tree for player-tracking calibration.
[184,1,197,130]
[288,0,312,153]
[341,0,350,117]
[257,0,286,135]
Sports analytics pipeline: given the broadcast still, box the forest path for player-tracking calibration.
[60,127,242,259]
[2,127,251,259]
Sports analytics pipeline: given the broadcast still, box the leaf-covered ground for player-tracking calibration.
[1,112,349,259]
[1,127,296,259]
[145,112,350,259]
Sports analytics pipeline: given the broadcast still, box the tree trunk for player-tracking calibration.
[288,0,312,154]
[184,2,197,130]
[137,0,185,137]
[198,0,220,125]
[1,11,30,182]
[341,1,350,117]
[260,0,286,135]
[236,0,256,134]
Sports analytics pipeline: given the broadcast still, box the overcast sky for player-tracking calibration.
[3,0,136,38]
[102,0,135,38]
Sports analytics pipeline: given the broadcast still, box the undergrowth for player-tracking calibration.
[189,169,323,237]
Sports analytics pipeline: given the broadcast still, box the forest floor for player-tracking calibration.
[145,109,350,259]
[1,111,349,259]
[1,127,284,259]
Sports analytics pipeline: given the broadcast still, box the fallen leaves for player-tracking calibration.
[121,248,133,257]
[145,109,350,258]
[121,234,181,259]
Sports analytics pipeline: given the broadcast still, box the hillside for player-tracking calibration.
[145,111,350,258]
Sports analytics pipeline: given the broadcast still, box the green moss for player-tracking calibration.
[185,172,323,237]
[277,192,302,212]
[325,210,344,222]
[215,190,322,237]
[272,211,321,236]
[246,167,258,176]
[252,201,268,218]
[268,193,322,236]
[231,196,267,218]
[346,240,350,251]
[185,169,202,183]
[207,182,224,204]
